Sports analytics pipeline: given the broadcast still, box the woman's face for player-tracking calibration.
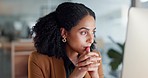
[64,15,96,54]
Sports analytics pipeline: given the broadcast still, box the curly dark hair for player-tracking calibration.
[32,2,96,58]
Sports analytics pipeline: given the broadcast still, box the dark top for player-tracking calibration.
[63,55,75,78]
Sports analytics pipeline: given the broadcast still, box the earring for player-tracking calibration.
[62,38,66,42]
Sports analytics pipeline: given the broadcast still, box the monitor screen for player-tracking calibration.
[122,7,148,78]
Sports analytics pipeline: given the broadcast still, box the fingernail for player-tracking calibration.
[90,62,93,64]
[78,68,81,70]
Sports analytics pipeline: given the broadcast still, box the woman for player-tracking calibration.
[28,2,104,78]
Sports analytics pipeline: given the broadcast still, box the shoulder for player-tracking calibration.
[28,51,57,77]
[29,51,53,67]
[29,51,63,66]
[29,51,52,61]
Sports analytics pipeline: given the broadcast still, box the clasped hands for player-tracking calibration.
[69,48,101,78]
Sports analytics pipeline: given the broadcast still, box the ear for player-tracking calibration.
[60,28,68,38]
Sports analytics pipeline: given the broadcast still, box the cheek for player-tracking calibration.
[68,33,85,42]
[78,36,86,43]
[66,35,88,54]
[67,34,86,48]
[73,34,86,43]
[68,35,85,44]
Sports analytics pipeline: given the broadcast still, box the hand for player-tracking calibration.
[69,48,89,78]
[77,48,101,78]
[69,66,87,78]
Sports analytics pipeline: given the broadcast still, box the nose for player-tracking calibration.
[86,33,94,44]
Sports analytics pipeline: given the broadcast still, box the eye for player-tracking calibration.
[92,31,96,34]
[80,31,87,35]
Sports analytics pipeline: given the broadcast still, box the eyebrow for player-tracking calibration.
[79,27,96,30]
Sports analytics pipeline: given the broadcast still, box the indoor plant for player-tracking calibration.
[107,37,125,71]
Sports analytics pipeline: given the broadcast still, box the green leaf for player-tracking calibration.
[107,49,122,59]
[110,60,121,70]
[107,36,125,71]
[116,42,125,52]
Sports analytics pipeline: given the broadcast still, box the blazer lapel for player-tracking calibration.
[53,57,66,78]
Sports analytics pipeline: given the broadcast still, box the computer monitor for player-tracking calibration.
[122,7,148,78]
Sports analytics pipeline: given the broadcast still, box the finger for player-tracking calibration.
[79,47,90,59]
[89,62,101,67]
[77,56,101,67]
[87,63,100,71]
[89,56,101,63]
[87,52,99,57]
[77,57,93,67]
[78,63,100,71]
[78,47,90,62]
[78,54,90,63]
[78,52,99,63]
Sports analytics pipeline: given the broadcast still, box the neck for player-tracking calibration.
[65,45,78,65]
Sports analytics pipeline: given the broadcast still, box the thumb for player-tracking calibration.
[79,47,90,58]
[85,47,90,53]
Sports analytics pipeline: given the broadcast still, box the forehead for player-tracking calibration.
[72,15,96,30]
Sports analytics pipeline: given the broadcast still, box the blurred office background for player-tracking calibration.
[0,0,148,78]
